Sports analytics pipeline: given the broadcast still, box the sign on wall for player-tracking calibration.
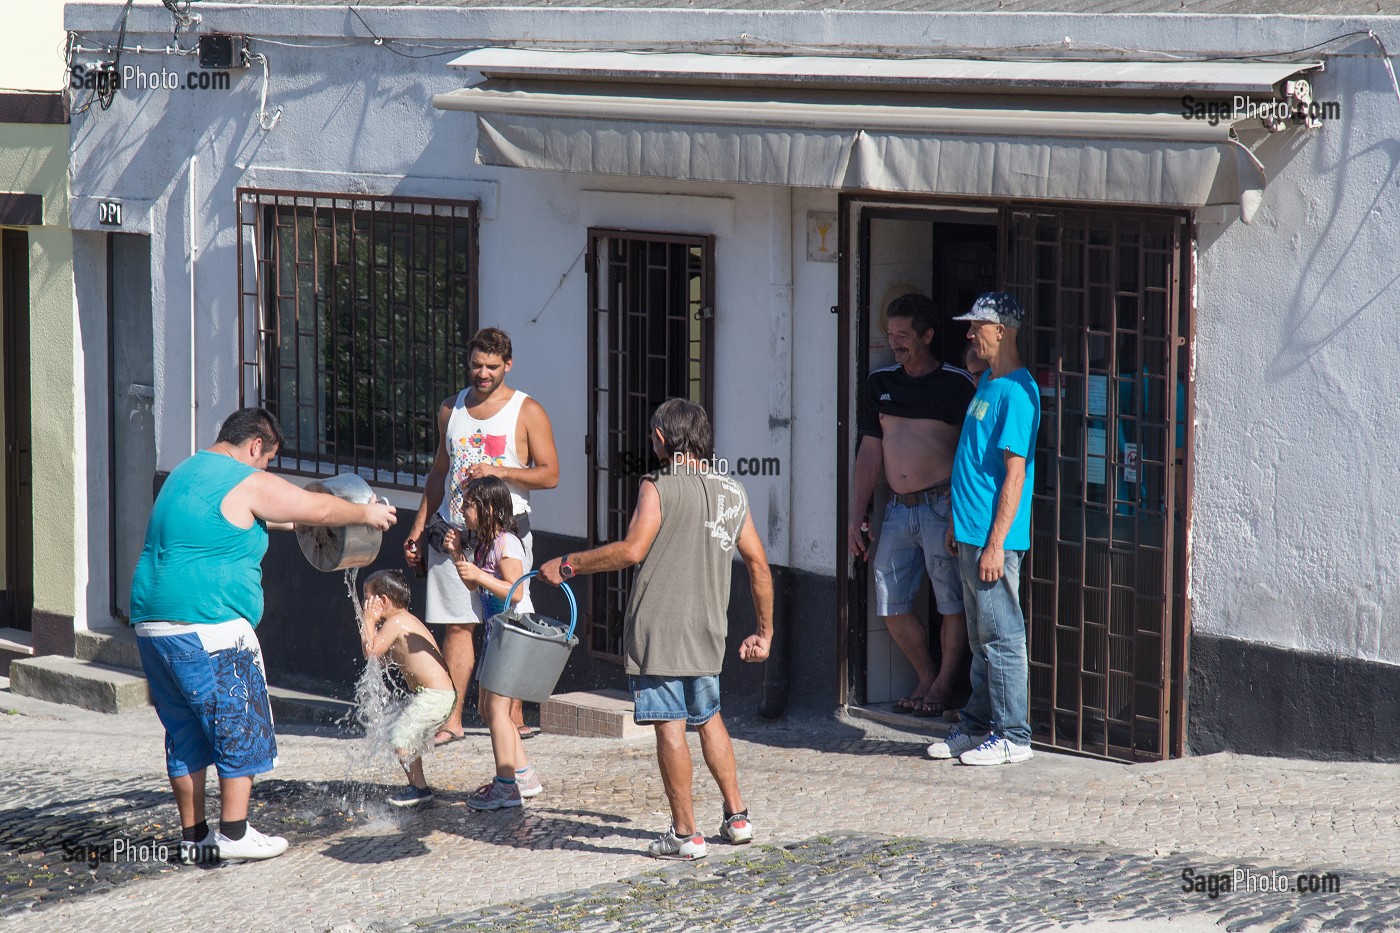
[807,211,837,262]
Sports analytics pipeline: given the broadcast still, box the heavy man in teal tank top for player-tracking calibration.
[129,408,397,864]
[539,399,774,861]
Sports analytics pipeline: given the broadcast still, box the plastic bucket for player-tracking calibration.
[476,571,579,703]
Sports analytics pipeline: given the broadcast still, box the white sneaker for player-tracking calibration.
[179,828,219,865]
[648,827,708,860]
[719,811,754,844]
[958,735,1034,766]
[926,726,989,760]
[216,825,289,861]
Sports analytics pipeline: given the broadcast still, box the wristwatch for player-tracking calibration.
[559,555,575,580]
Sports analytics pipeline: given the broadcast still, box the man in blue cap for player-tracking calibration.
[928,292,1040,766]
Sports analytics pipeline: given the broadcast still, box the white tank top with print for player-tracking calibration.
[437,388,531,528]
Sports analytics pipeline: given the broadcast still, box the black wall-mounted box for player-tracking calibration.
[198,34,246,69]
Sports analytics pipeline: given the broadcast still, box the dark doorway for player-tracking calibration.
[585,229,714,661]
[108,234,156,620]
[1,229,33,631]
[840,199,1191,763]
[849,208,997,710]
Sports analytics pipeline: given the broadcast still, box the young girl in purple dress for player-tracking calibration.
[443,476,541,809]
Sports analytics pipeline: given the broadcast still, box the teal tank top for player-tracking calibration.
[129,451,270,626]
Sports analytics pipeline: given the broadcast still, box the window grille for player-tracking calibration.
[237,189,478,489]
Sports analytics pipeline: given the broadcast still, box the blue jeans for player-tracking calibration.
[872,495,965,616]
[957,547,1030,746]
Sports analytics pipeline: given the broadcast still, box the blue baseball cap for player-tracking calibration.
[953,291,1025,328]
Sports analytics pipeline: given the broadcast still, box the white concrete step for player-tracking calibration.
[9,654,151,713]
[74,627,142,671]
[0,626,33,677]
[8,647,352,725]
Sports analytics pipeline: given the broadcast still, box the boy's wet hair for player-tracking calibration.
[364,569,412,609]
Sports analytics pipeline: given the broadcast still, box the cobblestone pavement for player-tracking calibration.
[2,685,1399,932]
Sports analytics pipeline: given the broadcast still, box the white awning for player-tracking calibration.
[433,49,1323,220]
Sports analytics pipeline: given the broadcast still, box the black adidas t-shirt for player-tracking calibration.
[858,363,977,440]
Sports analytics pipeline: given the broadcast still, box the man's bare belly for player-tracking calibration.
[881,416,959,494]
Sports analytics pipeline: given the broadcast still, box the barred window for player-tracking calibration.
[237,189,478,489]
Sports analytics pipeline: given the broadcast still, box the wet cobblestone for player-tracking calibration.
[0,772,420,918]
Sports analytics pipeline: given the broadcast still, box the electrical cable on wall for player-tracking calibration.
[527,247,586,325]
[99,0,138,111]
[246,51,282,131]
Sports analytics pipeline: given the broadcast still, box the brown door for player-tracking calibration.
[1004,207,1192,761]
[585,229,714,660]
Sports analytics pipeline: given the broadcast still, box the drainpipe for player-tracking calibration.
[188,155,198,454]
[758,185,794,720]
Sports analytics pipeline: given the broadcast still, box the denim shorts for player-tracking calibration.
[872,494,965,616]
[135,619,277,779]
[630,674,721,726]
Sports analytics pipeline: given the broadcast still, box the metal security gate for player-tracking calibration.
[585,230,714,660]
[1005,207,1191,762]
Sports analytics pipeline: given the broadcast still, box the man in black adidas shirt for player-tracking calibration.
[849,293,977,717]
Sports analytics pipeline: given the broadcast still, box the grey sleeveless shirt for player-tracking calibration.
[623,467,749,677]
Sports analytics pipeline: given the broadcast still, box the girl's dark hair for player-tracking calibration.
[463,475,518,560]
[364,569,412,609]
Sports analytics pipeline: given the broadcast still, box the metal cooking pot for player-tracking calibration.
[295,473,384,572]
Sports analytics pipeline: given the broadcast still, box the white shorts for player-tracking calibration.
[389,686,456,751]
[424,517,534,625]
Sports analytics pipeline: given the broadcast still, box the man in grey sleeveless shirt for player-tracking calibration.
[541,399,773,861]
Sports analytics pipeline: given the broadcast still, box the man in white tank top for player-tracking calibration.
[404,328,559,745]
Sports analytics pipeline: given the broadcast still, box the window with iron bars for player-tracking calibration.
[237,190,478,489]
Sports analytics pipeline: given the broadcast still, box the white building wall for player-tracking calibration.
[65,3,1400,665]
[1192,49,1400,663]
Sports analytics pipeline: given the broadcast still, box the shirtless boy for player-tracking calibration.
[360,570,456,808]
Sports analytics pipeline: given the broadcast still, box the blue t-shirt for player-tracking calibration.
[129,451,269,626]
[952,368,1040,552]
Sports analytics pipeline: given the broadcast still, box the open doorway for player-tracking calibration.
[1,229,33,631]
[838,198,1192,763]
[850,206,997,711]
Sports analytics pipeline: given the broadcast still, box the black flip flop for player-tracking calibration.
[911,700,947,718]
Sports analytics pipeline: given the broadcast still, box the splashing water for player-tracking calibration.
[339,567,417,812]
